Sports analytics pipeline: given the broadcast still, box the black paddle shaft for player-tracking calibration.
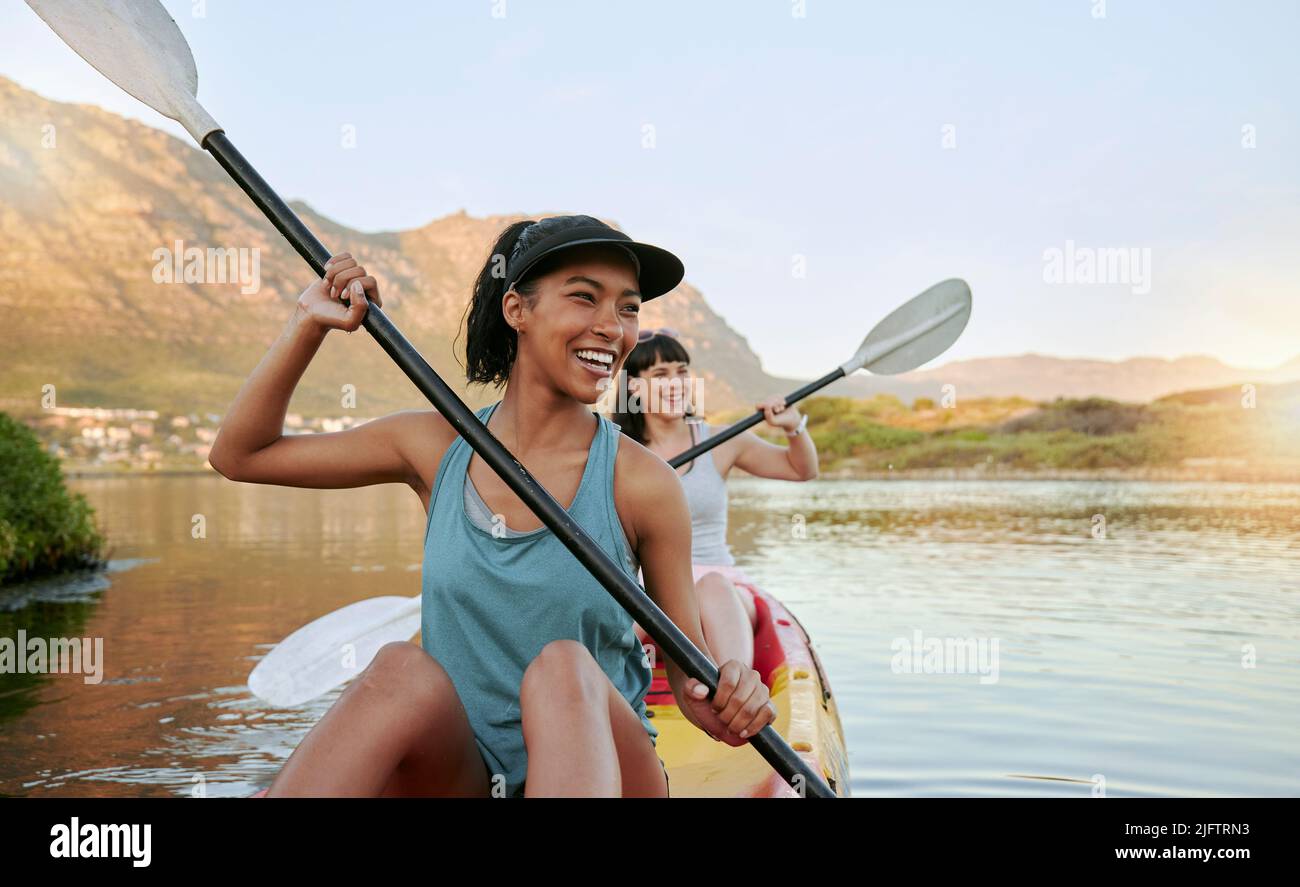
[668,368,845,468]
[202,132,836,798]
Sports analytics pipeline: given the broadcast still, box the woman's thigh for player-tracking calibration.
[373,644,490,798]
[267,641,489,797]
[521,639,667,798]
[602,674,668,798]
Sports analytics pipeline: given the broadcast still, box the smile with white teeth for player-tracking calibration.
[575,349,616,373]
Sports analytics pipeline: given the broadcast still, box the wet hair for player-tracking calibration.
[612,333,696,445]
[459,220,637,388]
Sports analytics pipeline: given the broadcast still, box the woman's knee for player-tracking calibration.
[357,641,453,706]
[696,572,736,605]
[521,639,604,708]
[696,573,757,628]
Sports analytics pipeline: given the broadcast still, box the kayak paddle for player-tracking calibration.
[27,0,836,797]
[248,596,421,708]
[668,278,972,467]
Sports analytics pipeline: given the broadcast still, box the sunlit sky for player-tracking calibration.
[4,0,1297,378]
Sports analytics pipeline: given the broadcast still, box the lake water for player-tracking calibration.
[1,476,1297,797]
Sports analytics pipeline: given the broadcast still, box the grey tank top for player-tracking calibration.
[677,421,735,566]
[463,474,531,539]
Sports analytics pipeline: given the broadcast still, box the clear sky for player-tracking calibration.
[4,0,1297,378]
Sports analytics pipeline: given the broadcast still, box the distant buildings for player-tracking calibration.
[24,405,375,472]
[46,406,160,420]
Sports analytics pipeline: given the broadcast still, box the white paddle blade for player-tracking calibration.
[248,595,422,707]
[842,278,972,376]
[26,0,221,143]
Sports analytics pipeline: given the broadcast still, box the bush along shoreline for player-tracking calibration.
[1,412,108,587]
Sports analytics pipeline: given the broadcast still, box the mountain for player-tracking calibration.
[0,76,771,418]
[892,353,1300,403]
[1,75,1296,418]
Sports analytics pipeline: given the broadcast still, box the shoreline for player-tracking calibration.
[61,466,220,479]
[818,465,1300,483]
[60,462,1300,483]
[814,461,1300,482]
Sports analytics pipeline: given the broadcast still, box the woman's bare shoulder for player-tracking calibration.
[613,431,685,503]
[389,408,460,496]
[611,430,691,563]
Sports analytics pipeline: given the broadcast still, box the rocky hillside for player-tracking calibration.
[0,77,782,419]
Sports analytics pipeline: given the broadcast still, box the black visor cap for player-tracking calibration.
[503,219,685,301]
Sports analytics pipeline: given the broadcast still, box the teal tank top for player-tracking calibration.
[421,400,656,797]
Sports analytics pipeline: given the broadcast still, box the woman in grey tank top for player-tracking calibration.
[611,330,820,671]
[208,217,776,796]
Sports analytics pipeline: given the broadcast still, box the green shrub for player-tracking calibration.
[814,415,924,457]
[1001,398,1154,436]
[0,413,107,586]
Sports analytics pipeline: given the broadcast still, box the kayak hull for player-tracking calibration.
[644,578,850,797]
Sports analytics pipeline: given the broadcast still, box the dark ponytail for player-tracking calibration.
[460,220,536,388]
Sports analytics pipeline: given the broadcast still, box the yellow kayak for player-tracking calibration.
[644,578,850,797]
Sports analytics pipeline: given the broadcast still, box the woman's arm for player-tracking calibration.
[731,395,819,481]
[618,441,776,743]
[208,254,441,491]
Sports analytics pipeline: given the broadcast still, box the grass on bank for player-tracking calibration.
[714,384,1300,475]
